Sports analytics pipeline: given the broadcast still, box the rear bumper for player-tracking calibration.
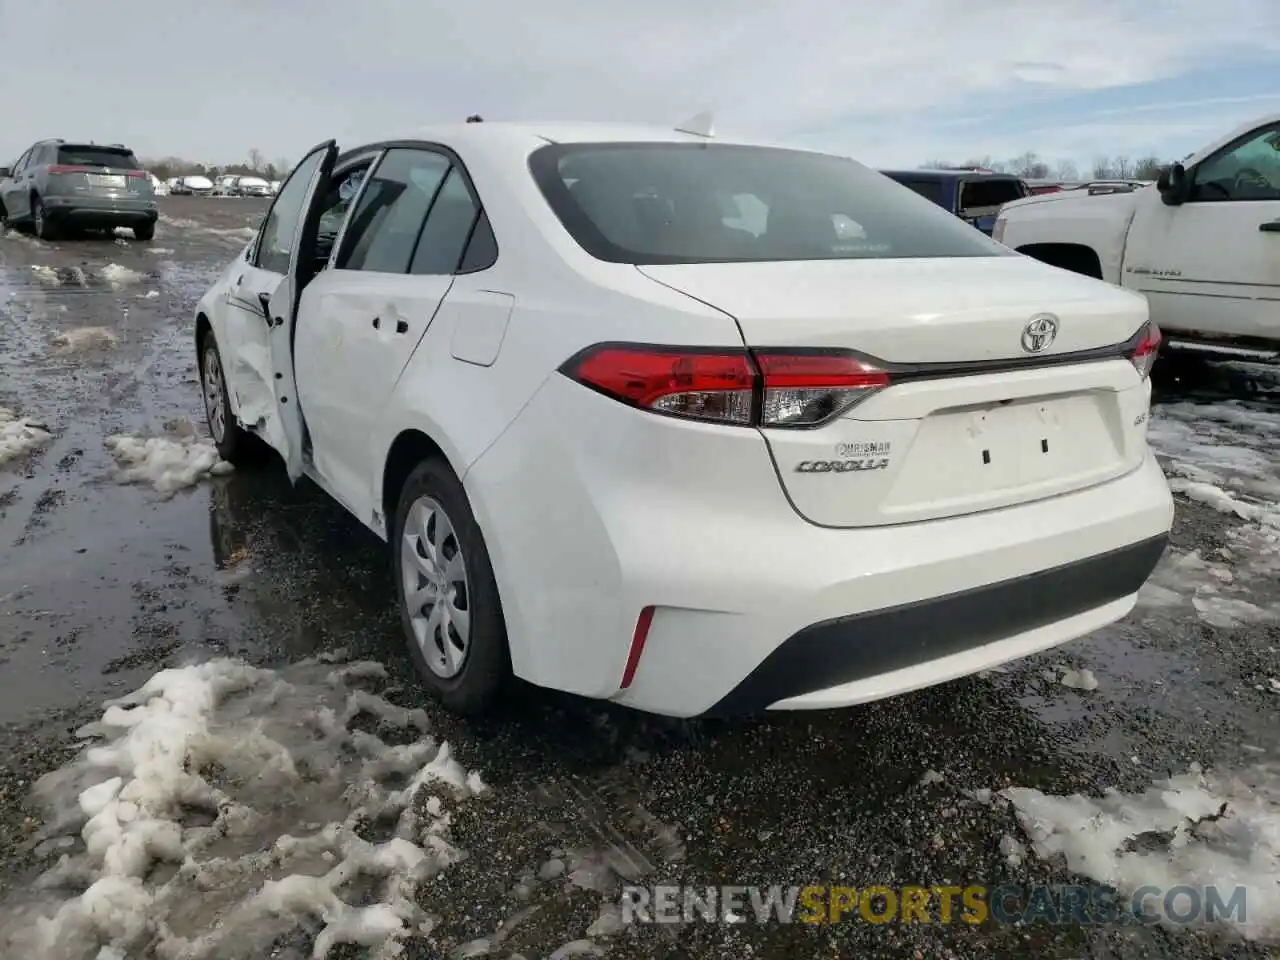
[704,533,1166,716]
[42,196,157,225]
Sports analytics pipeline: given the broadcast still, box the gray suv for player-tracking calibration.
[0,140,158,241]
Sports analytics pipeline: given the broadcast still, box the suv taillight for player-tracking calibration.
[47,165,93,175]
[561,344,890,429]
[1128,321,1162,380]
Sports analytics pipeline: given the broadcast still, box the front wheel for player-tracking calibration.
[392,458,510,715]
[134,221,155,241]
[199,334,260,466]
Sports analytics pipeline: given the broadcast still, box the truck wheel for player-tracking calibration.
[134,221,155,242]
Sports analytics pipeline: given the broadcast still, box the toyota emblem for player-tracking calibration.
[1021,314,1059,353]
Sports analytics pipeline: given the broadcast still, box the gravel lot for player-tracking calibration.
[0,198,1276,959]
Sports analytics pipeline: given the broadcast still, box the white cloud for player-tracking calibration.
[0,0,1277,164]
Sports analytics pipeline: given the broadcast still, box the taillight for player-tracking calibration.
[566,345,755,424]
[124,170,148,179]
[561,344,890,428]
[47,165,93,175]
[1128,321,1162,380]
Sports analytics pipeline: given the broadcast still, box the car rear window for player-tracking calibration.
[959,178,1027,211]
[56,146,139,169]
[528,143,1009,265]
[888,177,947,207]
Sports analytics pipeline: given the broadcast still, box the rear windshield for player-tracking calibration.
[886,177,947,207]
[959,178,1026,212]
[57,146,139,169]
[528,143,1009,265]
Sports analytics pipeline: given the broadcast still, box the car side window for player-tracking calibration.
[13,149,32,174]
[1190,124,1280,203]
[458,210,498,273]
[255,148,329,275]
[338,149,451,274]
[409,167,482,275]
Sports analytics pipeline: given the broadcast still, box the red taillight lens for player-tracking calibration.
[47,165,93,174]
[755,351,890,427]
[566,345,756,425]
[562,344,890,428]
[1129,321,1162,380]
[124,170,148,179]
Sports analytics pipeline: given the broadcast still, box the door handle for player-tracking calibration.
[235,274,243,286]
[1260,220,1280,233]
[372,317,380,329]
[395,319,408,334]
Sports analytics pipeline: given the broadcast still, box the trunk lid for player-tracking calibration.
[638,257,1152,527]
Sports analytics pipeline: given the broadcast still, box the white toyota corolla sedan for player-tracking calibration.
[194,120,1174,718]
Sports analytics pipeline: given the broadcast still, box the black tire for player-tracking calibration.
[32,197,59,241]
[391,458,510,715]
[134,221,155,242]
[198,332,260,467]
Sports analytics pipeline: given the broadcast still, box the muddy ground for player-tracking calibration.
[0,197,1276,959]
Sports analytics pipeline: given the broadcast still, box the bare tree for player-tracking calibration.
[1055,159,1080,181]
[1132,155,1164,180]
[273,157,291,178]
[247,148,265,172]
[1009,151,1050,179]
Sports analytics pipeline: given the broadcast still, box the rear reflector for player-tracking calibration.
[562,344,889,428]
[620,605,655,689]
[1127,321,1162,380]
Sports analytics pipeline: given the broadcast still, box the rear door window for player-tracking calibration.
[338,148,451,274]
[409,167,481,275]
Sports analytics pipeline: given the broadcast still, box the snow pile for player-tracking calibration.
[105,434,232,495]
[99,264,145,290]
[1144,401,1279,625]
[30,264,60,284]
[1001,764,1280,939]
[0,654,486,960]
[0,407,52,466]
[51,326,119,352]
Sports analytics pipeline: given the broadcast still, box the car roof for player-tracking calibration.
[350,120,838,158]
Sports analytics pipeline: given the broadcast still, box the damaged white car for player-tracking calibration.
[996,114,1280,361]
[194,121,1174,718]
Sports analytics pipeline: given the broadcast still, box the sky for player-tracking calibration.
[2,0,1279,173]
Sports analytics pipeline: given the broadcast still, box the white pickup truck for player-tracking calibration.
[995,115,1280,360]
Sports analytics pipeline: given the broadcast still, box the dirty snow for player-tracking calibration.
[1143,401,1280,625]
[0,654,486,960]
[0,407,52,466]
[51,326,119,351]
[105,433,232,495]
[1001,763,1280,939]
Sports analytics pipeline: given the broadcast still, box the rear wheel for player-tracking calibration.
[32,197,59,241]
[199,333,259,466]
[392,458,510,715]
[134,221,155,242]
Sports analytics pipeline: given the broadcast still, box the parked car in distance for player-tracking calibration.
[150,174,169,197]
[995,114,1280,361]
[212,175,239,196]
[880,167,1030,235]
[195,121,1173,718]
[0,140,158,240]
[233,175,272,198]
[172,175,214,196]
[268,180,282,195]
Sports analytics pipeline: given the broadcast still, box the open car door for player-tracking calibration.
[263,139,338,482]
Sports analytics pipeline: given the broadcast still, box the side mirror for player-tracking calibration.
[0,168,10,179]
[1157,163,1189,206]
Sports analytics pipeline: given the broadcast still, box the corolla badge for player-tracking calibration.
[1021,314,1059,353]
